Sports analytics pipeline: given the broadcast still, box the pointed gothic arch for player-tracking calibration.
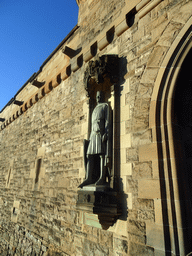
[149,18,192,255]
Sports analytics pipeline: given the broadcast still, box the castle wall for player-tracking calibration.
[0,0,192,255]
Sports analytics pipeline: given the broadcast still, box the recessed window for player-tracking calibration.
[35,159,42,184]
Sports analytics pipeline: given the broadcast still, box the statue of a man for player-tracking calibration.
[79,91,112,188]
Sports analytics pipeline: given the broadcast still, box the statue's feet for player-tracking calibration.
[95,179,107,186]
[78,179,93,188]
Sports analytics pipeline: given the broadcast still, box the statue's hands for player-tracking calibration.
[102,133,107,143]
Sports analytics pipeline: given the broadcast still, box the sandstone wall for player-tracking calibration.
[0,0,192,255]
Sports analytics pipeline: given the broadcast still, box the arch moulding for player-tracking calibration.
[148,16,192,256]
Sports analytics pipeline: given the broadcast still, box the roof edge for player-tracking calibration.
[0,25,79,114]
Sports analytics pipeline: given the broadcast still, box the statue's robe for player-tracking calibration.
[87,103,109,156]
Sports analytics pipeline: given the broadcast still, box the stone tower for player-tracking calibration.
[0,0,192,255]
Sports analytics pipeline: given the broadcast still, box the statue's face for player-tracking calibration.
[96,91,103,103]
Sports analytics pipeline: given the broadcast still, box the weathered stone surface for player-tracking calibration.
[129,241,154,256]
[137,199,155,222]
[113,237,128,254]
[126,148,139,162]
[0,0,191,255]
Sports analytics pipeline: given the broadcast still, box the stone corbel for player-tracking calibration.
[14,100,24,106]
[32,79,45,88]
[62,46,82,59]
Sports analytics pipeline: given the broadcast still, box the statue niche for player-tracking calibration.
[77,55,122,229]
[79,55,119,189]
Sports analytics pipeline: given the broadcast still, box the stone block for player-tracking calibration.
[83,101,89,114]
[129,241,154,256]
[157,21,183,47]
[128,218,146,238]
[81,122,88,136]
[121,103,130,121]
[147,46,169,68]
[146,222,165,251]
[132,129,152,147]
[133,26,145,42]
[113,219,128,237]
[120,121,126,136]
[133,161,152,178]
[154,248,167,256]
[138,207,155,222]
[170,1,192,25]
[57,177,70,188]
[127,178,138,194]
[154,199,163,224]
[99,230,113,248]
[113,237,128,254]
[138,179,161,199]
[120,163,132,176]
[149,100,157,128]
[132,115,149,133]
[127,192,133,210]
[120,148,127,164]
[79,168,85,179]
[139,143,158,161]
[140,67,159,84]
[145,11,168,34]
[37,146,46,157]
[152,159,159,179]
[126,147,138,162]
[120,133,131,149]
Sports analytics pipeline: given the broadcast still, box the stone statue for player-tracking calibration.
[79,91,112,188]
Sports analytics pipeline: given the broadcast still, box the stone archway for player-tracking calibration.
[172,47,192,255]
[149,18,192,255]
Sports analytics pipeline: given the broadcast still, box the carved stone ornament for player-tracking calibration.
[77,187,122,230]
[84,55,119,98]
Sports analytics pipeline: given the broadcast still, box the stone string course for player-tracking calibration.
[0,0,191,255]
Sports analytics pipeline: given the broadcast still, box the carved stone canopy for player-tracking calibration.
[84,55,119,98]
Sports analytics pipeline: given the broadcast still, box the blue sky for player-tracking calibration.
[0,0,78,111]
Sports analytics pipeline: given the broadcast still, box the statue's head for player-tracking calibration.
[96,91,104,104]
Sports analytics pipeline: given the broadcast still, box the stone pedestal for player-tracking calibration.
[77,185,122,229]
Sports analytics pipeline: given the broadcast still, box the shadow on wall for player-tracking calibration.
[173,48,192,255]
[114,56,128,222]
